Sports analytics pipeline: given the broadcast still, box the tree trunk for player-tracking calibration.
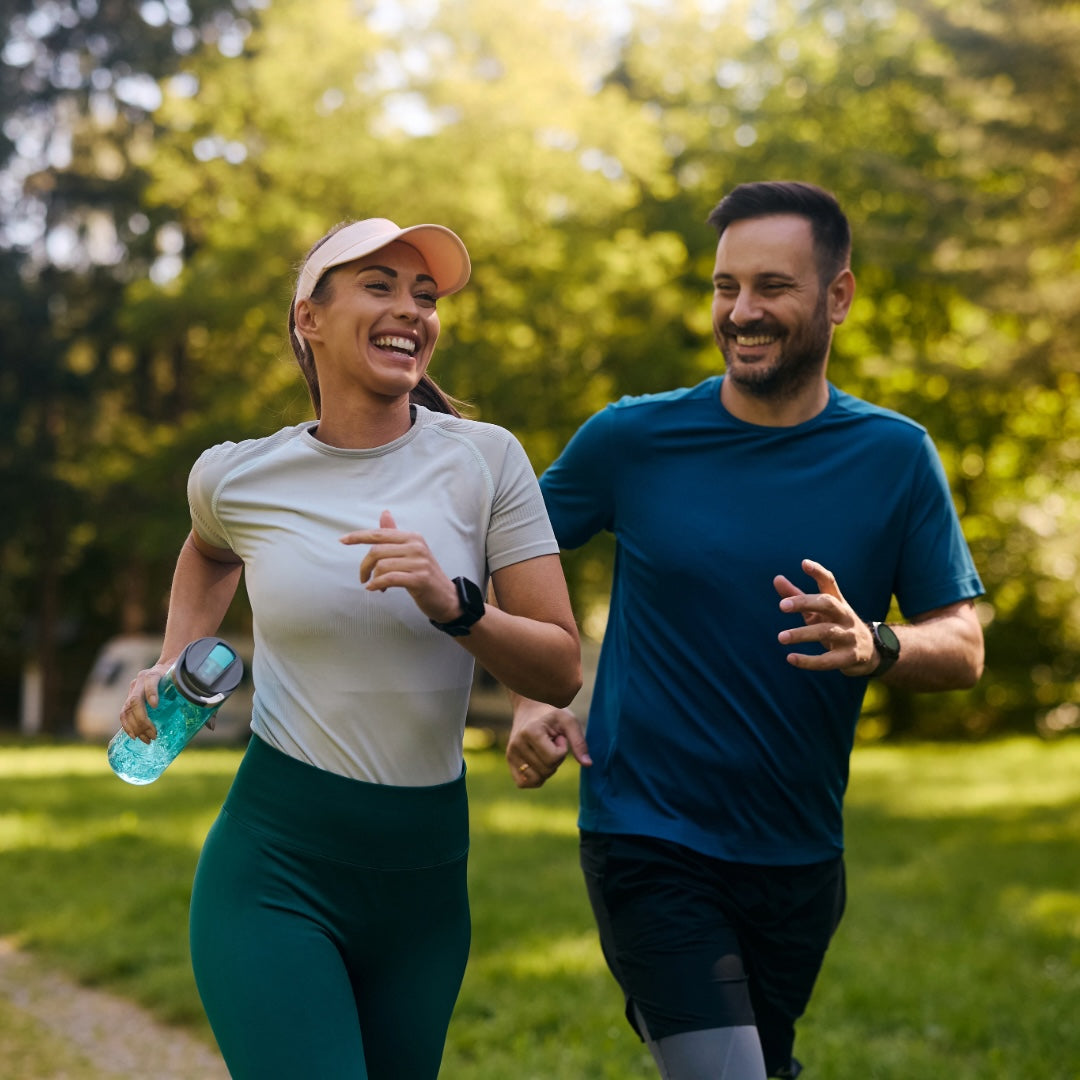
[35,490,62,735]
[120,560,149,634]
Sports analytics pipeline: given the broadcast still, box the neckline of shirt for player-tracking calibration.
[712,376,838,433]
[299,405,429,458]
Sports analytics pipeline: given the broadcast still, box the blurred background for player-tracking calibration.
[2,0,1078,743]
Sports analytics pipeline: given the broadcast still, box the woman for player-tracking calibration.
[118,217,582,1079]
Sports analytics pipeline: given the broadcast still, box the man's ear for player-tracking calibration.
[827,268,856,326]
[295,298,321,342]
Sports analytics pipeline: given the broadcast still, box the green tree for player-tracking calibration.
[5,0,1077,738]
[0,0,261,730]
[600,0,1080,736]
[126,0,692,637]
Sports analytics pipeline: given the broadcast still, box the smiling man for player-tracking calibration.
[508,181,986,1080]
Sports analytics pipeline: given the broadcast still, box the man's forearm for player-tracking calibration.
[879,601,984,692]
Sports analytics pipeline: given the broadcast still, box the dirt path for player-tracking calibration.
[0,938,229,1079]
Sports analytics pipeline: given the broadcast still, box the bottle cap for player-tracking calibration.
[173,638,244,705]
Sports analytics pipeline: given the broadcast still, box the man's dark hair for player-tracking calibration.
[706,181,851,284]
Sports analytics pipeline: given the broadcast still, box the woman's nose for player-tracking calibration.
[391,287,422,320]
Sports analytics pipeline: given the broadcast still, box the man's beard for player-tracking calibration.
[716,293,832,401]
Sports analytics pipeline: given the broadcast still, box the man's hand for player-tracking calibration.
[507,698,592,788]
[774,558,878,677]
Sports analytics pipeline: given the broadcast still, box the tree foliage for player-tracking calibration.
[0,0,264,729]
[2,0,1078,738]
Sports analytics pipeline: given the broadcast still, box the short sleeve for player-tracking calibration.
[894,433,984,617]
[485,433,559,573]
[187,442,238,550]
[540,405,618,549]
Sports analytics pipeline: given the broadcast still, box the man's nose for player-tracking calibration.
[729,289,763,326]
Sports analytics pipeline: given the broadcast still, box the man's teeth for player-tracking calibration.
[372,335,417,354]
[735,334,778,346]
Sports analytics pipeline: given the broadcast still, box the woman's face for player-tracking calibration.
[301,240,442,404]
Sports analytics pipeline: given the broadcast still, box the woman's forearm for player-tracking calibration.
[459,554,581,707]
[462,611,581,706]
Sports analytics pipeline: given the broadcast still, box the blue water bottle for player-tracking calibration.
[107,637,244,785]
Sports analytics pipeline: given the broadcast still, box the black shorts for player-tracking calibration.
[580,831,845,1077]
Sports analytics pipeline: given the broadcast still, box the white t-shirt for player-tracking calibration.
[188,406,559,786]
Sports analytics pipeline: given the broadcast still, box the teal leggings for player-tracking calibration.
[189,735,470,1080]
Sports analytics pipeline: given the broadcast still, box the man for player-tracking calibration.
[507,181,984,1080]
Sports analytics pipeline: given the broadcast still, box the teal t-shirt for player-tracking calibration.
[541,377,983,864]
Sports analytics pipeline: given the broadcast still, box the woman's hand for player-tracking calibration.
[118,662,172,744]
[340,510,462,623]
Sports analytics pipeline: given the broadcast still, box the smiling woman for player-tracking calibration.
[112,215,582,1079]
[288,218,472,429]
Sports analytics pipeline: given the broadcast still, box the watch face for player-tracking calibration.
[459,577,485,619]
[430,577,486,636]
[876,622,900,657]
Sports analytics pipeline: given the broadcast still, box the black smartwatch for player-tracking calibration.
[430,577,486,637]
[866,620,900,677]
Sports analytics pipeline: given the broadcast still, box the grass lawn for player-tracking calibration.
[0,735,1078,1078]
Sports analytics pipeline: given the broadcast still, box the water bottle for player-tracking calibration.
[108,637,244,785]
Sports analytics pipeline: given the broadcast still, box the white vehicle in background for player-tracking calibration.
[75,634,256,743]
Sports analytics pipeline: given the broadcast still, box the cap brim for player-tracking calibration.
[296,219,471,305]
[392,224,472,298]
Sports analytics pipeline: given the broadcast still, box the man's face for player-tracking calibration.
[711,214,848,401]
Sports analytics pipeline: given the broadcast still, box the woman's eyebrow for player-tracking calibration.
[358,263,438,287]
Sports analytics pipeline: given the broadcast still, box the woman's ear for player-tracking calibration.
[295,298,321,342]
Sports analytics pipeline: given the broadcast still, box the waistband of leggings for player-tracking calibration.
[222,733,469,869]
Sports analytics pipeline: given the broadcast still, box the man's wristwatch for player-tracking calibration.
[429,577,486,637]
[866,620,900,677]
